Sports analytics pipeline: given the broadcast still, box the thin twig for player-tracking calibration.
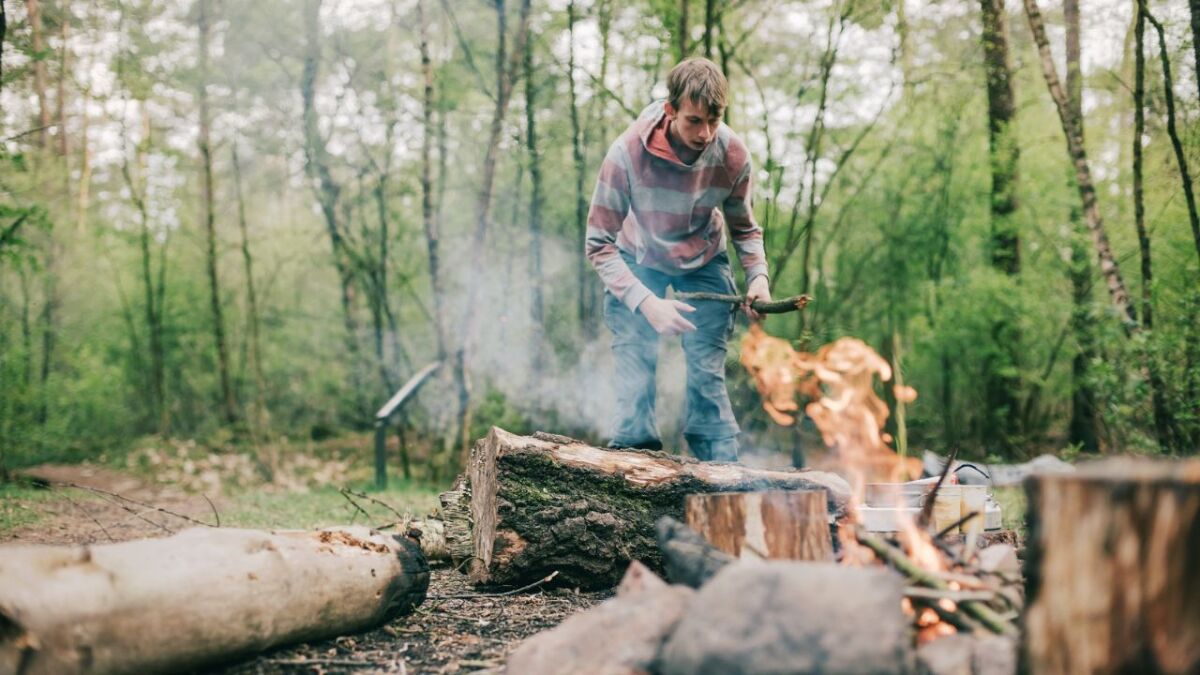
[61,482,215,528]
[70,487,175,535]
[201,493,221,527]
[339,487,409,527]
[61,493,117,543]
[905,587,995,603]
[427,571,560,600]
[339,488,373,524]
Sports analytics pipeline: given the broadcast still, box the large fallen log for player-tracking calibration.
[1022,458,1200,674]
[0,526,429,675]
[445,427,851,588]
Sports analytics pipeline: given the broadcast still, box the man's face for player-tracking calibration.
[665,99,721,152]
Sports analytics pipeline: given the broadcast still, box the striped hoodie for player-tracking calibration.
[586,101,769,312]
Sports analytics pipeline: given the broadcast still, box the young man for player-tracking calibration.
[586,57,770,462]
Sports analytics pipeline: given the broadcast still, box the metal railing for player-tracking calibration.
[374,360,441,489]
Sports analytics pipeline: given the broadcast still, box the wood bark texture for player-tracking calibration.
[1022,458,1200,674]
[685,490,833,562]
[0,527,429,675]
[447,427,850,588]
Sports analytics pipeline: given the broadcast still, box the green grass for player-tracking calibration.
[0,482,65,531]
[991,485,1027,537]
[220,480,443,530]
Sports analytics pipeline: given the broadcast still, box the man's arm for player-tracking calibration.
[585,142,652,312]
[723,157,771,319]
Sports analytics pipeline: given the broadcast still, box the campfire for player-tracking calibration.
[739,326,1021,644]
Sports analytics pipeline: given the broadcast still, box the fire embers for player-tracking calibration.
[738,326,920,483]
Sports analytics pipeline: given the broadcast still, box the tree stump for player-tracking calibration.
[0,527,429,675]
[446,427,851,588]
[685,490,833,561]
[1022,458,1200,674]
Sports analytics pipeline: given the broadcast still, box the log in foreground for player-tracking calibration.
[1023,457,1200,674]
[686,490,833,561]
[0,527,429,675]
[449,427,851,588]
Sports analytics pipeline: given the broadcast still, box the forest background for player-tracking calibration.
[1,0,1197,485]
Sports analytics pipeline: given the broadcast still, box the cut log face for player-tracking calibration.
[455,428,851,588]
[1022,458,1200,675]
[0,527,429,675]
[685,490,833,562]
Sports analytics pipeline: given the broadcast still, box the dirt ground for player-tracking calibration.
[2,465,609,674]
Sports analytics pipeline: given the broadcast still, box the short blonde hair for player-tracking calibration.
[667,57,728,117]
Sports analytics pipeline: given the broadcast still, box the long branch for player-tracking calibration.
[674,292,812,314]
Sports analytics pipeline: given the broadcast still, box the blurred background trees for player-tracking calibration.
[1,0,1197,478]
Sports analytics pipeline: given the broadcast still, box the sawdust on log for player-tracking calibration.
[316,530,392,554]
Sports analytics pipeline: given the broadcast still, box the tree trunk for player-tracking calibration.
[418,0,447,363]
[1066,0,1097,452]
[457,0,531,461]
[445,428,851,589]
[702,0,714,58]
[25,0,50,150]
[1191,0,1200,101]
[685,491,833,562]
[1,2,7,94]
[197,0,236,425]
[523,15,544,372]
[301,0,366,417]
[1141,5,1200,270]
[0,527,429,675]
[677,0,689,60]
[55,10,68,158]
[1022,458,1200,674]
[1023,0,1138,330]
[567,0,589,331]
[231,141,267,433]
[979,0,1021,455]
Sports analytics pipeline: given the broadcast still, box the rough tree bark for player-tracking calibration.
[443,428,851,589]
[685,491,833,562]
[0,527,429,675]
[1023,0,1137,330]
[1022,458,1200,674]
[197,0,237,425]
[979,0,1021,453]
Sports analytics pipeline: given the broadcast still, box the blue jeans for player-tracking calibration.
[604,252,740,461]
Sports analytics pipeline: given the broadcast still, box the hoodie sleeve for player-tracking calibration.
[723,141,769,284]
[585,139,653,312]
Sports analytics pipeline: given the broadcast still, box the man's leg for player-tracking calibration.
[604,260,668,449]
[677,254,740,461]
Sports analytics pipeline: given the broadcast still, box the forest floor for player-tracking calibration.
[0,461,608,674]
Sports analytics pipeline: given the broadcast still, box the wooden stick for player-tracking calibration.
[905,587,995,603]
[855,528,1016,636]
[674,292,812,314]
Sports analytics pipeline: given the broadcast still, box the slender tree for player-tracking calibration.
[458,0,531,458]
[1189,0,1200,100]
[55,7,68,158]
[1132,0,1178,451]
[231,141,267,431]
[417,0,447,363]
[978,0,1022,451]
[197,0,237,424]
[1065,0,1097,452]
[1023,0,1138,330]
[1141,4,1200,269]
[25,0,50,149]
[678,0,689,60]
[524,7,545,371]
